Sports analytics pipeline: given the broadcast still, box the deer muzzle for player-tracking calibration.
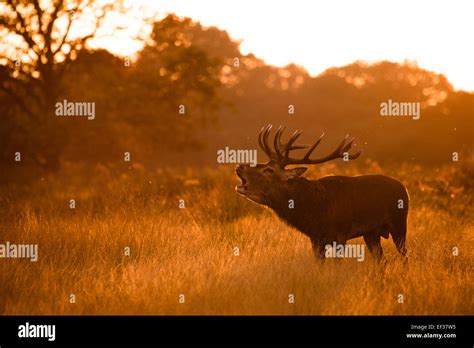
[235,164,248,194]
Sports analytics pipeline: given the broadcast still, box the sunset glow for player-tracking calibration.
[99,0,474,91]
[1,0,473,326]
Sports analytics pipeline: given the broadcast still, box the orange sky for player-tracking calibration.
[93,0,474,91]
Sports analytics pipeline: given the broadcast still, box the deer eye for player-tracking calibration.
[263,167,274,174]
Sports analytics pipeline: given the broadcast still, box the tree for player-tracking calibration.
[122,15,225,165]
[0,0,121,170]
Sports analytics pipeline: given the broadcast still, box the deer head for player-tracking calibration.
[235,124,362,205]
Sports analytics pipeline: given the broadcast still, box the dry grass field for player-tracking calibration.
[0,160,472,315]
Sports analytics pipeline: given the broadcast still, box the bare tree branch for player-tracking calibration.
[2,0,41,56]
[32,0,44,35]
[1,0,123,118]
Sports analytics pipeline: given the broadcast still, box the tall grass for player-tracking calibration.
[0,160,472,315]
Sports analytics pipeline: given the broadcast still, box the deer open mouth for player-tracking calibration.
[235,170,248,194]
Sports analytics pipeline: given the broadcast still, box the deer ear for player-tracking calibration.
[283,167,307,180]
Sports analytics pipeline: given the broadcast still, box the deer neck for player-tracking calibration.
[266,178,325,225]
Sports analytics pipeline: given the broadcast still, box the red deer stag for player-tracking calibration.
[235,124,409,261]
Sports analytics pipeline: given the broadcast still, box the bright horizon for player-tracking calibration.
[94,0,474,92]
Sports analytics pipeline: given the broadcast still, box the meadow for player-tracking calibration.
[0,159,472,315]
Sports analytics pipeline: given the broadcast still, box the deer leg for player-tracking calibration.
[311,240,326,260]
[391,222,409,268]
[363,232,384,261]
[390,219,408,258]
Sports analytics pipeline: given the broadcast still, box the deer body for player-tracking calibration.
[235,125,409,260]
[263,174,408,259]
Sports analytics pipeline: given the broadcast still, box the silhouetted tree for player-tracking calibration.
[0,0,121,170]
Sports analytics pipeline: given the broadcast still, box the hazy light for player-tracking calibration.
[101,0,474,91]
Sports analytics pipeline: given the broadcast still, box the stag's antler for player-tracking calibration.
[258,124,361,168]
